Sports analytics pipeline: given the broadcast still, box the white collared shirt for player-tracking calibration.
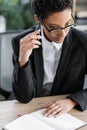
[41,28,63,96]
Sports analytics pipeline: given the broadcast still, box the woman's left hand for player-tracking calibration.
[43,99,77,117]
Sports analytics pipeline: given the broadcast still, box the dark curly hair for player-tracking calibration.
[31,0,73,19]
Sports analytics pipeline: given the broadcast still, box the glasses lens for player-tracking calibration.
[50,24,75,37]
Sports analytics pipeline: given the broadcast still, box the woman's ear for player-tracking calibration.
[34,15,40,23]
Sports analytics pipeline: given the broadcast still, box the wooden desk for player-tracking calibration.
[0,95,87,130]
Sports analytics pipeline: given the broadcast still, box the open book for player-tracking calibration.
[2,109,87,130]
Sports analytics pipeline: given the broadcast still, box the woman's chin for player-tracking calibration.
[54,38,64,43]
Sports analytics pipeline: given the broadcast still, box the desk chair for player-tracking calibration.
[0,31,21,100]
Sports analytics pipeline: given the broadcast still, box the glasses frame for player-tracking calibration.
[40,15,76,34]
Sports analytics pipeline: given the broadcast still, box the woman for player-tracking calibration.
[12,0,87,117]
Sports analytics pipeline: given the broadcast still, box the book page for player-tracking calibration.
[3,109,87,130]
[3,114,54,130]
[31,109,87,130]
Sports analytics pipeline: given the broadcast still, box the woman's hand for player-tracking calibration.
[19,29,42,67]
[44,99,77,117]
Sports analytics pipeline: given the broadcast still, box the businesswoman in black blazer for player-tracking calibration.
[12,0,87,117]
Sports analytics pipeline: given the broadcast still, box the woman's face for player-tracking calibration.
[41,9,73,43]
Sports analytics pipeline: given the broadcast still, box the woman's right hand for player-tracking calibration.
[19,29,42,67]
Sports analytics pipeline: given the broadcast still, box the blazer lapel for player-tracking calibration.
[51,31,73,95]
[33,45,44,96]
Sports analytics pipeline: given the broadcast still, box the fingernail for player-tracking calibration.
[44,114,47,117]
[48,115,52,118]
[17,114,23,117]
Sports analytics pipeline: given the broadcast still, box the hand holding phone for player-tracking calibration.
[19,29,42,67]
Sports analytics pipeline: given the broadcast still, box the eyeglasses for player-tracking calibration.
[42,18,76,37]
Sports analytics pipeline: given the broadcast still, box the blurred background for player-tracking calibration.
[75,0,87,30]
[0,0,35,32]
[0,0,87,32]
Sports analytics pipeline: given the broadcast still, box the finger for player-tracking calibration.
[23,29,41,40]
[45,104,59,112]
[45,101,60,111]
[33,29,41,35]
[42,103,52,109]
[20,42,34,51]
[17,114,24,117]
[20,29,41,42]
[51,107,63,117]
[55,109,66,117]
[20,39,41,50]
[44,104,57,116]
[26,33,42,41]
[44,109,53,117]
[33,44,40,49]
[20,34,42,44]
[22,43,39,50]
[44,106,62,117]
[32,39,41,45]
[44,105,59,117]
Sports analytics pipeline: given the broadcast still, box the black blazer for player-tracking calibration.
[12,25,87,111]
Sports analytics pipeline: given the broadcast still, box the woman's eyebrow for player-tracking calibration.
[47,18,72,28]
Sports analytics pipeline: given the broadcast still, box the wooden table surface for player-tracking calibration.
[0,95,87,130]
